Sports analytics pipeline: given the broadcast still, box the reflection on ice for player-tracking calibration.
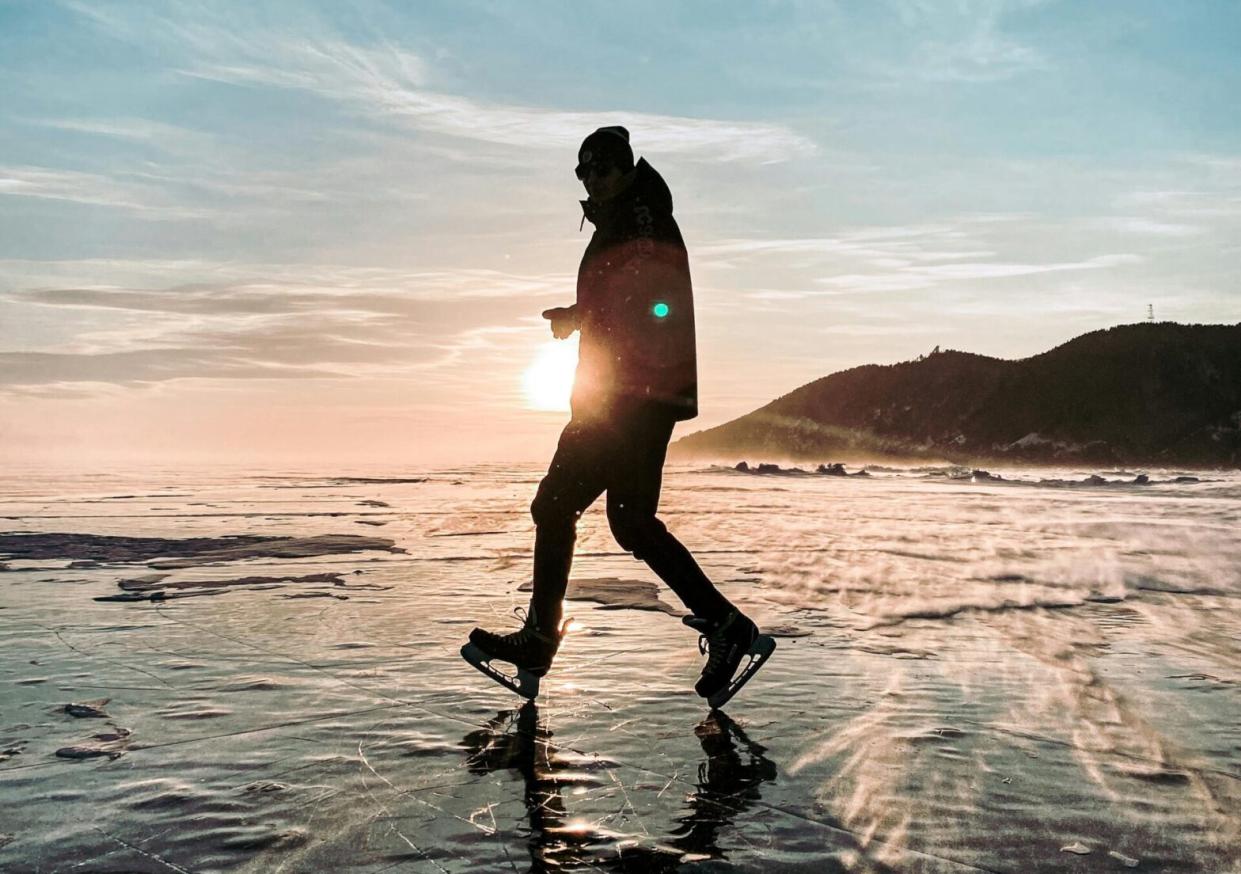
[461,702,777,870]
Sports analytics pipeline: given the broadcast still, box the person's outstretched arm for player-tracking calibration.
[542,305,579,339]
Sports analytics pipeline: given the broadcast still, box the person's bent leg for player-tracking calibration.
[606,405,734,621]
[610,509,734,620]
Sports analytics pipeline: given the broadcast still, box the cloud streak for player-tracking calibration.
[0,264,576,392]
[888,0,1050,82]
[702,221,1143,300]
[67,1,816,165]
[0,165,213,218]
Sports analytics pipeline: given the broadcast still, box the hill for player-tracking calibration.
[670,323,1241,467]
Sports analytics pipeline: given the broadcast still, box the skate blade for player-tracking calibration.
[707,635,776,710]
[460,643,541,699]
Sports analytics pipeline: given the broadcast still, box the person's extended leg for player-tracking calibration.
[527,418,609,631]
[605,406,734,621]
[462,418,610,697]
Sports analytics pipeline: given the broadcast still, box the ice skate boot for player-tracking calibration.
[683,609,776,710]
[461,607,566,699]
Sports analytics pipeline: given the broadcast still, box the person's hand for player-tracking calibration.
[542,306,577,340]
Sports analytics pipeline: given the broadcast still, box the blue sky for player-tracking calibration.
[2,1,1239,466]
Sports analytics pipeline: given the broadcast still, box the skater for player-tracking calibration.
[462,126,774,708]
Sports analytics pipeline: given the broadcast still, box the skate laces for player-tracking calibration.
[502,607,553,645]
[696,625,731,673]
[694,612,742,673]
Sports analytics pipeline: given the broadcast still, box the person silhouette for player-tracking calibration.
[462,126,774,707]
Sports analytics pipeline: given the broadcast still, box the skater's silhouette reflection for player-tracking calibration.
[459,702,777,871]
[667,710,778,856]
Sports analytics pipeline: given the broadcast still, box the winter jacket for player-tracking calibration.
[570,158,698,422]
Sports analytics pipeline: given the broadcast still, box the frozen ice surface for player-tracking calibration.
[1,463,1239,872]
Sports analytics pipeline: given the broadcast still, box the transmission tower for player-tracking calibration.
[1147,304,1154,323]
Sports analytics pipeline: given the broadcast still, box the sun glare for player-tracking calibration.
[522,337,578,411]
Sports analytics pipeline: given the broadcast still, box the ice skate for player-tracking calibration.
[683,609,775,710]
[461,607,566,699]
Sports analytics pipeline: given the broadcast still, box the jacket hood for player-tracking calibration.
[580,158,672,226]
[629,158,673,214]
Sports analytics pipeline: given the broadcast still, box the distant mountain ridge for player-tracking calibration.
[671,323,1241,467]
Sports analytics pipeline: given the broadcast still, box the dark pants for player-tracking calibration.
[528,404,733,630]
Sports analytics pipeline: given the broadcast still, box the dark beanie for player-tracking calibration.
[578,126,634,171]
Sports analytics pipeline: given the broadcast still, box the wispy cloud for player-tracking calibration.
[699,223,980,276]
[0,165,212,218]
[915,24,1047,83]
[887,0,1050,82]
[4,263,573,307]
[0,264,574,392]
[190,49,818,163]
[915,253,1140,280]
[0,348,346,389]
[24,116,206,150]
[701,221,1142,299]
[1087,217,1202,238]
[1117,187,1241,221]
[65,1,816,164]
[812,252,1143,295]
[813,273,937,294]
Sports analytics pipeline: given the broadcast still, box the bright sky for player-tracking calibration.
[2,1,1239,469]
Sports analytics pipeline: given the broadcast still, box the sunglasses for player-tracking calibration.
[575,161,615,181]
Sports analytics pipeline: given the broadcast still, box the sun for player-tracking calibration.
[522,337,578,411]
